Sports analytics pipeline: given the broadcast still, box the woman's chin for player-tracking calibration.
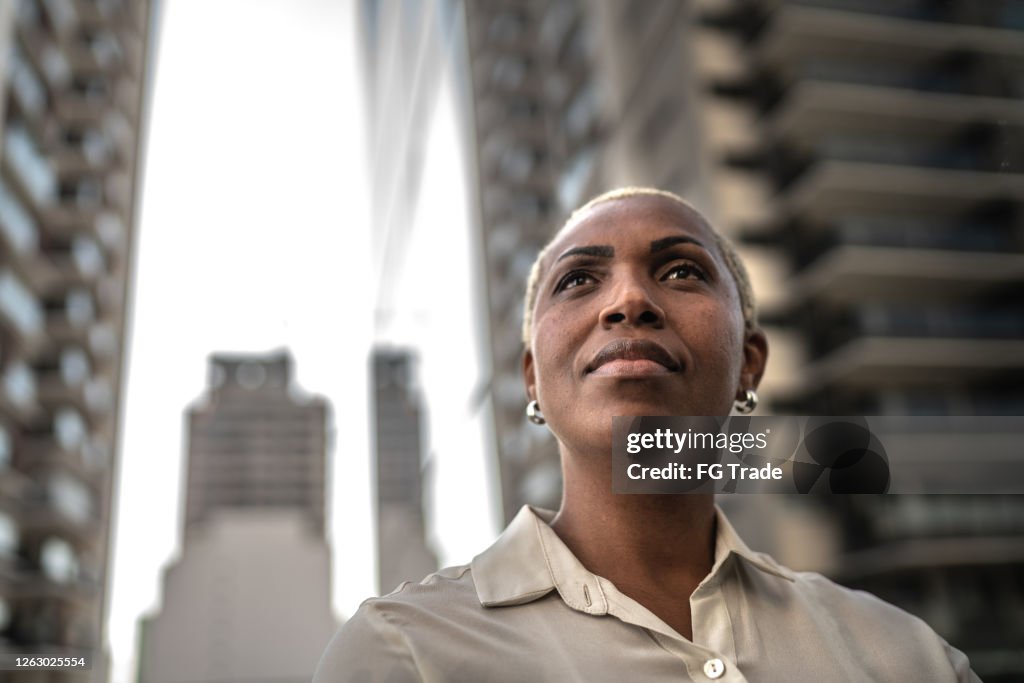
[593,397,701,418]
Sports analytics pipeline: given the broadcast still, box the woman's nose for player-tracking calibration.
[600,280,665,329]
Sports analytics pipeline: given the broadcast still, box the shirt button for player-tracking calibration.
[703,658,726,679]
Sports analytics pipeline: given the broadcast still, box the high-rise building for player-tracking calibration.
[0,0,155,679]
[137,351,336,683]
[460,0,1024,678]
[358,1,457,595]
[372,349,437,594]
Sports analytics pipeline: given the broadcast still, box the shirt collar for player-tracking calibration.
[471,504,794,610]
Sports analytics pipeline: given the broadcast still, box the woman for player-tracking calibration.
[315,188,979,682]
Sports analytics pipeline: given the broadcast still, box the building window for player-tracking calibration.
[3,361,37,409]
[0,177,39,254]
[40,536,80,583]
[42,0,78,35]
[66,288,95,327]
[72,236,105,277]
[491,56,528,90]
[48,473,92,524]
[0,512,18,556]
[60,346,90,386]
[40,42,71,88]
[236,362,267,390]
[9,45,47,115]
[0,269,43,336]
[0,426,10,469]
[4,123,56,205]
[54,407,87,451]
[557,146,594,211]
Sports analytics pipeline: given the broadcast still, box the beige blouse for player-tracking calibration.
[314,505,979,682]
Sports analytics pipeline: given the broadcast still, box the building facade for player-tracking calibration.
[137,352,336,683]
[372,349,437,595]
[0,0,154,680]
[460,0,1024,679]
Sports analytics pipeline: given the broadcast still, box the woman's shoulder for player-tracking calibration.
[313,564,481,682]
[767,565,976,680]
[358,562,478,619]
[786,566,932,626]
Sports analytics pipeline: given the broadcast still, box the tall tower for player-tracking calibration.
[0,0,155,679]
[137,351,336,683]
[358,1,453,594]
[372,349,437,594]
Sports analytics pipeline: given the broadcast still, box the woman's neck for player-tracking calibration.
[549,447,716,639]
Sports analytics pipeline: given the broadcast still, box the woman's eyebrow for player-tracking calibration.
[650,235,707,253]
[555,245,614,262]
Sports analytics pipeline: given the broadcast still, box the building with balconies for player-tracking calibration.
[0,1,154,680]
[461,0,1024,678]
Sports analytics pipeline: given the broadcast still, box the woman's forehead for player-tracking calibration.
[545,194,717,264]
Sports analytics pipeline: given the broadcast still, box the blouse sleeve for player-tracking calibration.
[313,601,422,683]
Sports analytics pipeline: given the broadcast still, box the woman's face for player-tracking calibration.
[523,194,767,454]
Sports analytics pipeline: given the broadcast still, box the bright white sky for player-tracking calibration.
[107,2,499,681]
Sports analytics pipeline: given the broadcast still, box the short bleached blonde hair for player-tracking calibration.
[521,187,757,345]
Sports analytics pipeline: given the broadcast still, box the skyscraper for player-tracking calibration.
[0,0,155,679]
[372,349,437,594]
[137,351,336,683]
[460,0,1024,678]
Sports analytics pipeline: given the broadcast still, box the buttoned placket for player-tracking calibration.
[597,560,745,683]
[535,513,747,682]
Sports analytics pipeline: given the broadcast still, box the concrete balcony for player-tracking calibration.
[16,431,103,484]
[17,27,73,94]
[756,5,1024,74]
[3,565,100,607]
[34,373,91,420]
[22,250,102,301]
[51,34,123,77]
[37,204,101,241]
[51,89,110,126]
[13,492,99,544]
[50,140,115,177]
[797,336,1024,390]
[768,80,1024,144]
[44,306,94,347]
[778,161,1024,223]
[69,0,113,27]
[784,245,1024,306]
[836,536,1024,581]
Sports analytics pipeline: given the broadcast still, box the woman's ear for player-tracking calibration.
[740,328,768,392]
[522,348,537,402]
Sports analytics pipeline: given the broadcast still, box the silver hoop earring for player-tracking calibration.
[526,399,546,425]
[735,389,758,414]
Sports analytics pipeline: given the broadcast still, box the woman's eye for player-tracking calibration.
[556,271,595,292]
[663,263,706,281]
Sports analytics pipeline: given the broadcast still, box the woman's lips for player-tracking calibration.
[585,339,681,377]
[587,358,674,377]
